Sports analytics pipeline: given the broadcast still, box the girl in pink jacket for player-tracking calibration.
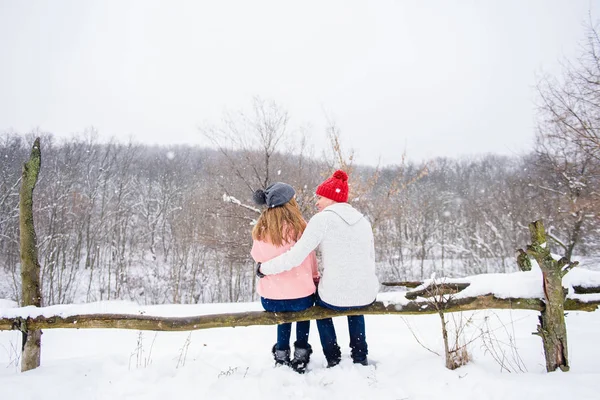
[251,182,318,374]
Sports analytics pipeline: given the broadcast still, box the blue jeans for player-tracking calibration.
[316,294,373,363]
[261,294,314,350]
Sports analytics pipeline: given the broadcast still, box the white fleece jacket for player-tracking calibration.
[260,203,379,307]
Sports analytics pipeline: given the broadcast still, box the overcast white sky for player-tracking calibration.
[0,1,598,166]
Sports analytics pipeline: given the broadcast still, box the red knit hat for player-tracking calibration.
[316,170,349,202]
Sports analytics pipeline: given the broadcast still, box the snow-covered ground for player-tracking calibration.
[2,261,600,399]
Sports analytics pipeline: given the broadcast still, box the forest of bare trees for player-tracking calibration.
[0,127,596,307]
[1,23,599,308]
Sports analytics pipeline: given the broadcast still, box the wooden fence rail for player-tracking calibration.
[1,294,598,333]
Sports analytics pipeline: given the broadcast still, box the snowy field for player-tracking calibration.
[1,296,600,400]
[2,261,600,399]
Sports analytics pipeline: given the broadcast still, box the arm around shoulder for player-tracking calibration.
[260,212,328,275]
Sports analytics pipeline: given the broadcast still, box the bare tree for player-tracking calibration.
[0,133,27,300]
[538,20,600,161]
[534,20,600,259]
[201,97,291,192]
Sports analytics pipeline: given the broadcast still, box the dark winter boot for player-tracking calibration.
[290,343,312,374]
[272,344,290,366]
[325,343,342,368]
[353,357,368,366]
[351,346,368,366]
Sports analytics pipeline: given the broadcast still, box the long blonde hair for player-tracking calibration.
[252,198,307,246]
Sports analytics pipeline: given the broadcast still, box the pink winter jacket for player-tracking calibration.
[251,237,318,300]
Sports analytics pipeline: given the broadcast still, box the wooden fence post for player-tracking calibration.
[523,220,578,372]
[20,137,42,372]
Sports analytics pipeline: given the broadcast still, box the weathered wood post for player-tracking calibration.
[522,220,578,372]
[19,137,42,372]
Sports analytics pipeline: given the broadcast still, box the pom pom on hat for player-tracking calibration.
[252,189,267,206]
[316,169,349,202]
[252,182,295,208]
[333,170,348,181]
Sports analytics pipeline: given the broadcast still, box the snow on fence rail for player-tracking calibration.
[2,270,600,332]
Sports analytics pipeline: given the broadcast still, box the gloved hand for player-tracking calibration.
[256,262,266,278]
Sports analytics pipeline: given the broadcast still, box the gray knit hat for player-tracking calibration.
[253,182,295,208]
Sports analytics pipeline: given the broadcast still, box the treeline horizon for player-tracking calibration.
[1,127,596,306]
